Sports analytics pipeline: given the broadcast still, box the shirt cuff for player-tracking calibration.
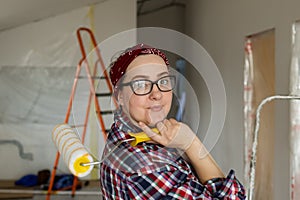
[204,169,246,199]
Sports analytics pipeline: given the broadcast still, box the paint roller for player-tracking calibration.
[52,124,94,177]
[52,123,161,171]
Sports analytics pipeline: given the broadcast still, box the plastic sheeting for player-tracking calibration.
[243,38,254,191]
[244,31,275,199]
[290,22,300,200]
[0,53,111,180]
[0,66,75,125]
[0,6,92,179]
[0,66,77,177]
[0,0,137,181]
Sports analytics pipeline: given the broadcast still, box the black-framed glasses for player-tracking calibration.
[120,75,176,96]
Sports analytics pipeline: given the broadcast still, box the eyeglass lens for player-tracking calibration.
[131,76,175,95]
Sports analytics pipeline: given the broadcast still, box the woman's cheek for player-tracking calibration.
[128,98,146,120]
[163,93,173,114]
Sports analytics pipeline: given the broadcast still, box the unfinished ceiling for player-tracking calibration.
[137,0,185,16]
[0,0,107,31]
[0,0,186,32]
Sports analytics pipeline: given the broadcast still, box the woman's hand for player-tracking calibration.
[139,118,196,151]
[140,118,225,182]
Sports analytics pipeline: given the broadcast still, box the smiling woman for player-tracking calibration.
[118,54,173,127]
[100,44,246,199]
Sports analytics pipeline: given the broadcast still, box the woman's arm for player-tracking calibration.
[185,137,225,183]
[138,119,245,198]
[139,118,224,183]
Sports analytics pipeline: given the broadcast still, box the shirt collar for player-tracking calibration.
[107,109,143,144]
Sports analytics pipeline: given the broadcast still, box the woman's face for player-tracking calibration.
[118,54,173,127]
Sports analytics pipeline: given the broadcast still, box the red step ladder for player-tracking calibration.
[46,27,115,199]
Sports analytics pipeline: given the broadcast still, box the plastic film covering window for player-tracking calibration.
[0,66,79,178]
[290,22,300,200]
[0,7,91,179]
[0,66,75,125]
[243,38,254,191]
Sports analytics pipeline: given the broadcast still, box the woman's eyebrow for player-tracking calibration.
[157,71,169,77]
[130,71,169,80]
[131,75,149,80]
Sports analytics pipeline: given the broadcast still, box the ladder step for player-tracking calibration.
[69,124,86,128]
[77,76,107,79]
[97,110,114,115]
[96,93,112,97]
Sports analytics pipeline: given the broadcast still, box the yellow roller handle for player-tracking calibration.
[128,128,160,146]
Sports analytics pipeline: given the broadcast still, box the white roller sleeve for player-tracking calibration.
[52,124,94,177]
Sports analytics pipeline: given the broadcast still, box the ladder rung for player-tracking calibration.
[77,76,107,79]
[96,93,112,97]
[97,110,114,115]
[70,124,86,128]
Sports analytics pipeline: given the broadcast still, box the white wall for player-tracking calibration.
[138,4,185,67]
[137,0,245,189]
[185,0,300,199]
[0,0,136,180]
[137,0,244,190]
[138,5,185,33]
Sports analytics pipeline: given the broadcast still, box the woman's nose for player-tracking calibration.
[149,84,162,100]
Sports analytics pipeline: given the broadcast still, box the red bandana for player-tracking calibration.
[109,44,169,89]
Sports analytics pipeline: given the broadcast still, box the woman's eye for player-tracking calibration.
[133,81,146,89]
[160,79,169,85]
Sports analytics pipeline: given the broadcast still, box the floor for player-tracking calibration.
[0,180,102,200]
[33,194,103,200]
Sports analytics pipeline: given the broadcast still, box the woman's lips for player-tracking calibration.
[147,105,166,125]
[149,105,163,112]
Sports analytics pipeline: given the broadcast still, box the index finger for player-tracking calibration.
[139,122,163,142]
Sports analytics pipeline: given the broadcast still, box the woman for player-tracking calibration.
[100,44,246,199]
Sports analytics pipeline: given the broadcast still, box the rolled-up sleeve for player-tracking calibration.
[204,170,246,199]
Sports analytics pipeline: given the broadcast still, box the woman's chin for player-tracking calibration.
[148,118,164,127]
[147,111,166,126]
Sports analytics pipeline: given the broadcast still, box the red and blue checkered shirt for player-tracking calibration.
[100,112,246,199]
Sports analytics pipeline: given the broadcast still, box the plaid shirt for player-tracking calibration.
[100,111,246,199]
